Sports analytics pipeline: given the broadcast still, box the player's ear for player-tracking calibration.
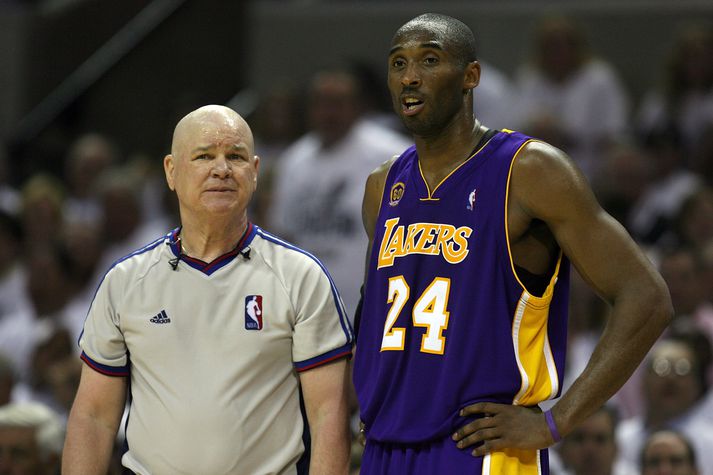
[463,61,480,92]
[164,154,176,191]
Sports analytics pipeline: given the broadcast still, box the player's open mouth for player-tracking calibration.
[401,97,424,116]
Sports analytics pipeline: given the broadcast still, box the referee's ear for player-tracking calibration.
[164,154,176,191]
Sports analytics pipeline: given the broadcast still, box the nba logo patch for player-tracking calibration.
[245,295,263,330]
[466,188,477,210]
[389,182,405,206]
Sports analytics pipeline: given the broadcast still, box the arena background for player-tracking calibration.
[0,0,711,181]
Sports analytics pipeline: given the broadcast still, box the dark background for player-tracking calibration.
[1,0,711,183]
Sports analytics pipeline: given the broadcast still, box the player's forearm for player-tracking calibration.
[308,406,351,475]
[62,411,118,475]
[550,279,672,436]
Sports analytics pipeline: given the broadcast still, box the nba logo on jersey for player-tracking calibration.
[245,295,263,330]
[467,188,477,210]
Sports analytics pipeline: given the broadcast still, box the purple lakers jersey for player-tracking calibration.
[353,130,570,444]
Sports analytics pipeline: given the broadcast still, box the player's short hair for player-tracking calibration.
[0,402,64,461]
[394,13,478,68]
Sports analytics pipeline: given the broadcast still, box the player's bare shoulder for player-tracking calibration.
[367,154,400,192]
[362,154,401,238]
[510,140,594,221]
[515,141,579,183]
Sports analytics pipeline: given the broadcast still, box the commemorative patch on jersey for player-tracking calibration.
[245,295,263,330]
[389,182,405,206]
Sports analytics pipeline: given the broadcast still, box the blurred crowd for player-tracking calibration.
[1,14,713,475]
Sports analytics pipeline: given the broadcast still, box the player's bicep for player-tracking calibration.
[362,158,396,275]
[362,162,390,241]
[512,143,660,303]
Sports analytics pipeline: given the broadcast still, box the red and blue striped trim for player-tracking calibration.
[169,223,257,275]
[294,343,353,372]
[81,351,130,377]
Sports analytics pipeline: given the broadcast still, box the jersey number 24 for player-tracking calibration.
[381,276,451,355]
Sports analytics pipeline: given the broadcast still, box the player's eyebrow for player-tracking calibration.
[420,41,444,51]
[389,41,445,56]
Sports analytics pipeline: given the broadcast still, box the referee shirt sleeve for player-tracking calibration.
[291,256,353,372]
[79,267,130,376]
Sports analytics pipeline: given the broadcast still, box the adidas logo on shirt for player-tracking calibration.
[150,310,171,324]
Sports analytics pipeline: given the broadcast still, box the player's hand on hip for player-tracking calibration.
[451,402,552,456]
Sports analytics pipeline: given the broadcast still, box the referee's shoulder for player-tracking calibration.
[102,235,168,282]
[253,227,330,276]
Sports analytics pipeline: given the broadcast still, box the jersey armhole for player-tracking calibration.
[504,139,563,302]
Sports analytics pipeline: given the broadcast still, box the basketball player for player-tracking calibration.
[63,105,353,475]
[352,13,671,474]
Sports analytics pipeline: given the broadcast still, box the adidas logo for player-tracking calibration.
[150,310,171,324]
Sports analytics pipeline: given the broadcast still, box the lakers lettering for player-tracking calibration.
[377,217,472,268]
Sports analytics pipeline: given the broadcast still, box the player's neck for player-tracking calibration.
[415,116,485,188]
[178,215,248,262]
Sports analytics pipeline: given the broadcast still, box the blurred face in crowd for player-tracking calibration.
[165,106,259,223]
[61,222,102,284]
[30,328,73,392]
[101,184,141,243]
[671,27,713,91]
[641,431,698,475]
[0,223,20,275]
[643,341,701,423]
[65,134,117,198]
[21,177,64,248]
[659,251,703,316]
[0,425,47,475]
[558,408,617,475]
[308,72,362,148]
[678,189,713,250]
[600,145,652,204]
[702,242,713,303]
[253,85,302,144]
[535,18,585,82]
[26,247,68,316]
[44,357,81,413]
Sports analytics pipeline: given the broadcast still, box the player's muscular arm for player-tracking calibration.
[362,158,398,256]
[353,159,398,443]
[454,142,671,454]
[356,158,397,327]
[514,142,671,431]
[300,359,351,475]
[63,364,127,474]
